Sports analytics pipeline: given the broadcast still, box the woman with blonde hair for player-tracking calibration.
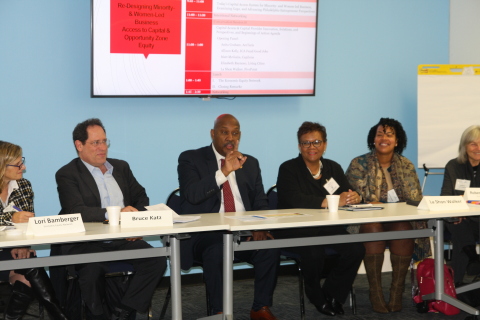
[0,140,67,320]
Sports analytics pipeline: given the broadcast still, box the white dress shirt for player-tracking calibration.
[81,159,124,219]
[212,144,246,213]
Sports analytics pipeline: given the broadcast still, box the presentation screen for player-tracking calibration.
[91,0,318,97]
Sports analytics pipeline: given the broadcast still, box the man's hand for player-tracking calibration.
[11,248,36,259]
[221,140,247,176]
[12,211,34,223]
[121,206,138,212]
[247,231,274,241]
[453,217,465,224]
[121,207,141,240]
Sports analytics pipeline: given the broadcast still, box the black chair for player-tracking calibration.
[165,188,181,215]
[266,185,357,318]
[50,246,149,320]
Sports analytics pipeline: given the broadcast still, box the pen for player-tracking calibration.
[252,215,267,219]
[12,205,21,212]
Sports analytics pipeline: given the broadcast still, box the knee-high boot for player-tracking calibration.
[4,281,34,320]
[18,268,68,320]
[388,254,411,312]
[363,253,389,313]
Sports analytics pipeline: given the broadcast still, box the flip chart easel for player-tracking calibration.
[417,65,480,169]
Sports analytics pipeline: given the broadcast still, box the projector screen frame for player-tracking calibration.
[90,0,319,98]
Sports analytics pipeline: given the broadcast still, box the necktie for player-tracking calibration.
[221,159,236,212]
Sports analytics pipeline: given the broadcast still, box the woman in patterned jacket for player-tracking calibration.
[345,118,430,314]
[0,141,67,320]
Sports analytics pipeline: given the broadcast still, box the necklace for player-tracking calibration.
[307,160,323,179]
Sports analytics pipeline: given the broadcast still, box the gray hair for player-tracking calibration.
[458,125,480,164]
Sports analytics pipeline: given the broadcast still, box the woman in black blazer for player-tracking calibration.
[272,122,365,318]
[441,125,480,284]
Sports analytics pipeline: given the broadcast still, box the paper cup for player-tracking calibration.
[106,206,121,226]
[326,195,340,213]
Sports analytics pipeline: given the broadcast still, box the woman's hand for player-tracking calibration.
[340,189,361,206]
[10,248,36,259]
[12,211,34,223]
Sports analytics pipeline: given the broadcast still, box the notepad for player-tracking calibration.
[340,206,384,211]
[145,203,201,223]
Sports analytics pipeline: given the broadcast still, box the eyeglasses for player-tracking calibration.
[6,157,25,169]
[300,140,323,148]
[87,139,110,148]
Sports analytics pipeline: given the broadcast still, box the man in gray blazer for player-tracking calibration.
[56,118,165,320]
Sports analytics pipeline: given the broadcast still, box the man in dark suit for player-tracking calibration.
[178,114,280,320]
[55,118,166,320]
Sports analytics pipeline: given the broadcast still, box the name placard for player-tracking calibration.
[417,196,469,211]
[464,188,480,201]
[26,213,85,236]
[121,210,173,229]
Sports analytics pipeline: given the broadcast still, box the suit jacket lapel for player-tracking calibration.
[205,146,222,203]
[234,168,250,210]
[111,162,129,205]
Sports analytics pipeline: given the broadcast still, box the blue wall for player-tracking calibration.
[1,1,448,220]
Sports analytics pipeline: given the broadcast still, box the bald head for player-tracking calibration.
[213,114,239,130]
[211,114,241,156]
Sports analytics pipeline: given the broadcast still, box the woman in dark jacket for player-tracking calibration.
[441,125,480,285]
[272,122,365,317]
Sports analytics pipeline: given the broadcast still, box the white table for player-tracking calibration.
[0,215,230,320]
[213,203,480,320]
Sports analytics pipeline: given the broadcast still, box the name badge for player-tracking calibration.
[417,196,469,211]
[455,179,471,191]
[324,178,339,195]
[464,188,480,201]
[26,213,85,236]
[121,210,173,228]
[387,189,400,203]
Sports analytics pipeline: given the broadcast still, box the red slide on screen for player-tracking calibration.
[110,0,182,58]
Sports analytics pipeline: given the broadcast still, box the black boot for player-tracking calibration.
[17,268,68,320]
[4,281,34,320]
[462,245,480,276]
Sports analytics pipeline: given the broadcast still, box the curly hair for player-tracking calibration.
[297,121,327,143]
[367,118,407,155]
[0,141,23,193]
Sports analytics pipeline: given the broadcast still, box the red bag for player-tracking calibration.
[413,258,460,315]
